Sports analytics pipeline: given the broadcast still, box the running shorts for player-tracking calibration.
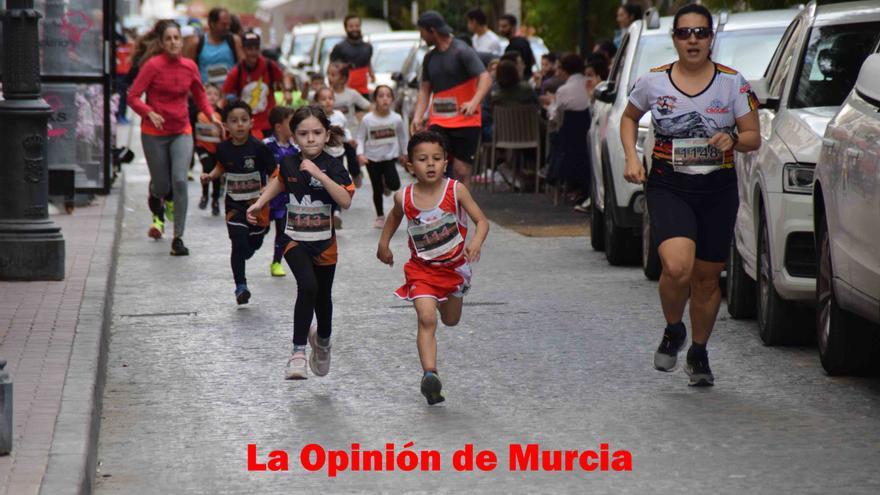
[394,259,472,302]
[429,125,480,166]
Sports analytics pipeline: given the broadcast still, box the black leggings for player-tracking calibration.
[343,142,361,178]
[272,217,286,263]
[230,232,265,285]
[284,245,336,345]
[197,148,222,200]
[367,160,401,216]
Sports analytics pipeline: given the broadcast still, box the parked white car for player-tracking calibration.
[640,8,799,280]
[591,10,675,265]
[365,31,421,94]
[813,51,880,374]
[726,1,880,345]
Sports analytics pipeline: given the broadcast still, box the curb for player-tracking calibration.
[39,174,125,495]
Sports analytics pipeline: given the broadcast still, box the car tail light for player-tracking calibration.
[782,162,815,194]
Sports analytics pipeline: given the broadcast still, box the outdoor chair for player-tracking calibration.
[490,104,543,193]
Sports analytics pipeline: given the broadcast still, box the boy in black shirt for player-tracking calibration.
[201,100,277,304]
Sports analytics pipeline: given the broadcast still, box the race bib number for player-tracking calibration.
[285,203,332,242]
[195,122,221,143]
[368,125,397,145]
[671,138,723,173]
[407,212,463,261]
[206,64,229,85]
[432,97,458,118]
[225,172,262,201]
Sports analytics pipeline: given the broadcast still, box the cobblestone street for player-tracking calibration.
[93,159,880,494]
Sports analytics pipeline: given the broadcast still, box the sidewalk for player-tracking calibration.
[0,179,124,495]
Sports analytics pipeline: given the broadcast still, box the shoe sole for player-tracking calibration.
[285,370,307,380]
[271,271,287,277]
[148,227,163,240]
[170,250,189,256]
[653,351,679,372]
[685,365,715,387]
[307,327,330,377]
[236,290,251,305]
[421,375,445,405]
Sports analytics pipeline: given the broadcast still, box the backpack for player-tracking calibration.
[196,33,239,64]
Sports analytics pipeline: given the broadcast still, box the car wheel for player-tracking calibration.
[590,180,605,251]
[726,240,756,319]
[756,207,794,345]
[604,179,638,266]
[641,199,661,280]
[815,212,877,375]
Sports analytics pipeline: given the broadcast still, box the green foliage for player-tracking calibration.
[202,0,260,18]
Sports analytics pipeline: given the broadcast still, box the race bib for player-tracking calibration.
[431,97,458,118]
[407,212,463,261]
[225,171,262,201]
[368,124,397,145]
[195,122,221,143]
[671,138,723,174]
[285,203,332,242]
[206,64,229,85]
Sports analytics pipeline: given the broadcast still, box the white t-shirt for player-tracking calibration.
[629,62,757,173]
[356,111,408,162]
[472,30,503,57]
[325,109,350,158]
[333,87,371,135]
[549,73,590,124]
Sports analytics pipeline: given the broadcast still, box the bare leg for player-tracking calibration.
[413,298,440,372]
[439,296,463,327]
[657,237,696,325]
[688,259,725,345]
[453,158,472,186]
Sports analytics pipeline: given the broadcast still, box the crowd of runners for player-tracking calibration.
[124,3,760,400]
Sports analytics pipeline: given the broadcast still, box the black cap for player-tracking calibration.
[417,11,453,35]
[242,32,261,47]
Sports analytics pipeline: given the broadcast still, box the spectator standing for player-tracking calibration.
[466,8,503,57]
[497,14,535,79]
[329,15,374,98]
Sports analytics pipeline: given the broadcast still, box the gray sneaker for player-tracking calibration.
[654,325,686,372]
[285,350,308,380]
[308,325,331,377]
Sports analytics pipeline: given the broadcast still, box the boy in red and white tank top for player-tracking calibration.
[377,130,490,405]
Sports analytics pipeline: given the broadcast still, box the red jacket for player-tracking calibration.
[128,52,213,136]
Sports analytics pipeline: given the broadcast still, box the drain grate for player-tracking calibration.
[120,311,198,318]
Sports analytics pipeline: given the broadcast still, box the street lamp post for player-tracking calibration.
[0,0,65,281]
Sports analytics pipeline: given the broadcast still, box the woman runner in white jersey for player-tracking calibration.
[620,4,760,386]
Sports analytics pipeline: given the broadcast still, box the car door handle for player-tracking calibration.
[845,149,861,160]
[822,138,837,150]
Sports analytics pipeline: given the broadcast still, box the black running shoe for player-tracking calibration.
[685,355,715,387]
[235,283,251,305]
[198,195,208,210]
[420,372,445,405]
[654,324,686,372]
[170,237,189,256]
[211,200,220,216]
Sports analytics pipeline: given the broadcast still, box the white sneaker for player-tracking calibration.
[373,216,385,229]
[308,325,331,377]
[285,350,308,380]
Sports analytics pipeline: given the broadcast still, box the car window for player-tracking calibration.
[320,35,345,66]
[404,47,427,82]
[790,22,880,109]
[714,28,787,80]
[768,20,802,98]
[373,42,416,73]
[609,33,630,87]
[630,34,678,89]
[765,19,799,81]
[293,34,316,58]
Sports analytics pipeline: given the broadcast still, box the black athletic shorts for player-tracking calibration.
[225,207,268,239]
[429,125,480,166]
[646,161,738,263]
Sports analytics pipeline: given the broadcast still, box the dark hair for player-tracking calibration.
[407,130,447,160]
[313,86,334,103]
[560,53,585,75]
[594,39,617,61]
[466,8,488,26]
[541,52,558,64]
[372,85,394,101]
[230,14,242,36]
[673,3,713,30]
[310,72,325,82]
[499,14,518,27]
[585,55,609,81]
[344,14,360,27]
[621,3,644,22]
[496,60,520,89]
[222,99,253,121]
[329,62,350,82]
[500,51,521,64]
[268,106,295,128]
[290,104,343,148]
[208,7,228,26]
[153,19,181,40]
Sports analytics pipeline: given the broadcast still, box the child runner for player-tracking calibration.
[356,85,407,229]
[247,105,355,380]
[263,106,299,277]
[200,100,276,304]
[377,130,489,405]
[195,82,225,216]
[327,62,368,184]
[316,86,361,229]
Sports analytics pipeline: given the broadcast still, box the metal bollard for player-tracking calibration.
[0,360,11,455]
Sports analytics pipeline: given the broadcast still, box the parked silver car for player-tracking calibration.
[726,1,880,346]
[813,50,880,374]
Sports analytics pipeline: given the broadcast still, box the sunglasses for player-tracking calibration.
[672,27,713,40]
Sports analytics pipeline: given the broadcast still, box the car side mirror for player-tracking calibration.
[855,53,880,103]
[749,77,780,112]
[391,71,402,83]
[595,81,616,104]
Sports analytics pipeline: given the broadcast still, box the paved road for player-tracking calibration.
[94,159,880,494]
